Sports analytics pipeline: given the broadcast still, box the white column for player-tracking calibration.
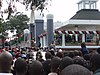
[89,2,91,9]
[75,25,78,42]
[62,34,65,46]
[82,34,85,42]
[40,38,43,47]
[29,7,35,47]
[75,34,78,42]
[30,10,35,23]
[97,34,99,38]
[43,36,46,47]
[83,1,85,9]
[95,2,97,9]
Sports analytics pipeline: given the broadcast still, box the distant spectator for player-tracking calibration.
[43,52,52,75]
[84,54,90,61]
[96,47,100,54]
[68,51,75,58]
[38,42,41,48]
[45,52,52,60]
[28,60,43,75]
[0,51,13,75]
[49,49,55,56]
[74,50,82,56]
[56,52,64,58]
[50,41,55,49]
[81,42,89,56]
[14,58,28,75]
[96,37,99,45]
[60,64,92,75]
[36,51,43,60]
[83,54,91,69]
[90,53,100,75]
[56,48,63,58]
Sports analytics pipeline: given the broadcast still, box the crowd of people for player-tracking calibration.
[0,42,100,75]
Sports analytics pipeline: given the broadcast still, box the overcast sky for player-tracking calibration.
[5,0,100,37]
[16,0,100,22]
[2,0,100,22]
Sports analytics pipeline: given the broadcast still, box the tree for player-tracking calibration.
[0,0,51,19]
[6,12,29,34]
[0,21,8,48]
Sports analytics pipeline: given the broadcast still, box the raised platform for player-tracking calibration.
[55,45,100,51]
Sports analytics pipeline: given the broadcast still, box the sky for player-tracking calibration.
[2,0,100,38]
[16,0,100,22]
[1,0,100,22]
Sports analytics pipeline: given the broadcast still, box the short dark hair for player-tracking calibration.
[59,56,73,71]
[14,58,28,74]
[73,56,85,66]
[90,53,100,71]
[50,57,61,72]
[43,59,51,75]
[56,52,63,58]
[28,60,43,75]
[60,64,92,75]
[45,52,52,59]
[81,42,86,47]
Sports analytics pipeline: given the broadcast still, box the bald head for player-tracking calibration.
[0,51,13,73]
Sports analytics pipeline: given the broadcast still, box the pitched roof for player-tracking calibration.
[70,9,100,20]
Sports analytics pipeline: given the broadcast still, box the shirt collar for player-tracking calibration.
[0,73,13,75]
[94,69,100,74]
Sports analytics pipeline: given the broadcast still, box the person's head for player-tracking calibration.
[81,42,86,48]
[56,52,64,58]
[60,64,92,75]
[14,58,28,75]
[0,51,13,73]
[74,50,82,56]
[68,51,75,58]
[90,53,100,72]
[96,47,100,54]
[83,54,90,61]
[28,60,43,75]
[50,57,61,73]
[43,59,51,75]
[73,56,85,67]
[59,56,73,72]
[36,51,43,60]
[49,50,55,56]
[45,52,52,60]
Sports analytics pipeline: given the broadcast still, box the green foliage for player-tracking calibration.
[0,21,6,33]
[6,12,29,34]
[0,0,51,19]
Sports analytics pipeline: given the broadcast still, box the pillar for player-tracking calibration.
[75,25,78,42]
[35,20,44,44]
[35,10,44,45]
[62,34,65,46]
[47,14,54,47]
[43,36,46,47]
[30,23,35,40]
[24,29,30,47]
[82,34,85,42]
[75,34,78,42]
[40,37,43,47]
[29,10,35,47]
